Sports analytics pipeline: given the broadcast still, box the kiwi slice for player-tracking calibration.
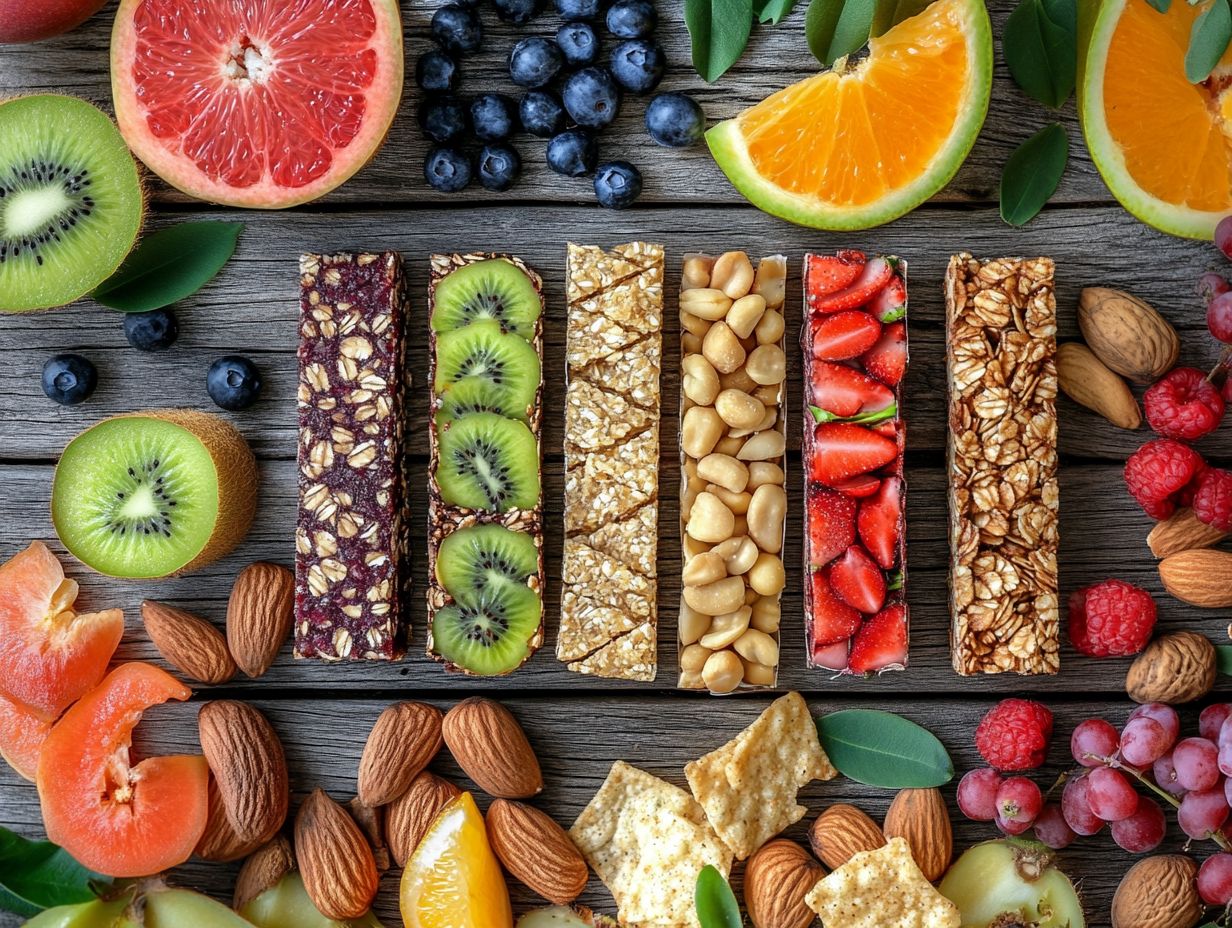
[437,375,531,426]
[0,95,144,313]
[436,412,539,512]
[51,410,258,578]
[431,578,542,676]
[431,259,541,338]
[434,320,540,419]
[436,524,538,604]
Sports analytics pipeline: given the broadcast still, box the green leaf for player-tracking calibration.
[1186,0,1232,82]
[1216,645,1232,675]
[807,0,877,66]
[1146,0,1172,9]
[91,221,244,313]
[816,710,954,788]
[886,570,903,591]
[756,0,799,23]
[1004,0,1077,108]
[695,866,742,928]
[685,0,755,81]
[810,402,898,425]
[0,827,110,917]
[999,123,1069,227]
[871,0,933,35]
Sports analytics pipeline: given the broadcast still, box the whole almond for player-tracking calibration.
[882,788,952,882]
[197,776,262,862]
[385,772,462,867]
[198,701,288,845]
[142,600,236,685]
[1159,548,1232,607]
[227,562,294,678]
[744,839,825,928]
[233,836,294,910]
[1147,509,1228,559]
[1078,287,1180,384]
[487,799,588,905]
[348,797,390,873]
[442,697,543,799]
[1056,342,1141,429]
[808,804,885,871]
[358,702,444,807]
[294,789,379,920]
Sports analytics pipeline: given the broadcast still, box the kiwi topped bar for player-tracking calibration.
[426,253,545,676]
[558,241,664,682]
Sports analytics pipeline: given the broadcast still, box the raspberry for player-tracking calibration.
[1144,367,1225,440]
[1068,579,1156,658]
[1194,467,1232,532]
[975,699,1054,772]
[1123,439,1206,520]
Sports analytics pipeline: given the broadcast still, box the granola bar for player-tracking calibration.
[945,254,1060,676]
[559,241,664,682]
[295,252,408,661]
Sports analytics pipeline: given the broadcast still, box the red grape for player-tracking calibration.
[1061,773,1105,836]
[1087,767,1139,822]
[1120,717,1170,767]
[1216,214,1232,261]
[1178,786,1230,839]
[1224,774,1232,808]
[1032,802,1076,850]
[1209,292,1232,344]
[1153,751,1187,798]
[995,776,1043,836]
[1199,853,1232,905]
[1174,737,1221,791]
[1199,272,1232,304]
[1201,704,1232,741]
[1128,703,1180,748]
[1110,796,1166,853]
[1071,718,1119,767]
[957,767,1003,822]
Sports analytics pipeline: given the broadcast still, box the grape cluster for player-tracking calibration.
[1202,217,1232,401]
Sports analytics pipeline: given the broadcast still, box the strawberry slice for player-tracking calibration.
[858,475,903,569]
[848,601,908,673]
[806,250,866,299]
[809,570,862,646]
[811,637,851,671]
[831,474,881,498]
[862,321,907,387]
[810,257,893,313]
[807,485,857,565]
[812,311,882,361]
[810,422,899,486]
[868,274,907,323]
[829,545,886,614]
[809,362,894,419]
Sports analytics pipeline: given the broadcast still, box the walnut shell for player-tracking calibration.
[744,839,825,928]
[1126,632,1215,705]
[1078,287,1179,384]
[1111,855,1200,928]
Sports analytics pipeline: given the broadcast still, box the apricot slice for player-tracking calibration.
[0,691,53,781]
[0,541,124,720]
[37,662,208,877]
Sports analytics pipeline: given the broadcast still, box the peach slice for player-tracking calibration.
[0,691,52,781]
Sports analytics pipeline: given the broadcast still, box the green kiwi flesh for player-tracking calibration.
[436,523,538,604]
[431,577,542,675]
[436,412,539,512]
[435,320,540,419]
[0,95,143,313]
[437,372,531,425]
[431,258,541,338]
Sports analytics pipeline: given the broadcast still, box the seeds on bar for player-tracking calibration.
[559,242,664,682]
[295,252,408,661]
[945,253,1060,676]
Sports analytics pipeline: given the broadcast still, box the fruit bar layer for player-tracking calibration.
[679,252,788,695]
[945,253,1060,676]
[558,241,664,683]
[295,252,408,661]
[803,252,909,675]
[426,253,545,676]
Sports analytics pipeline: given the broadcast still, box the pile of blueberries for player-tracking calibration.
[419,0,706,208]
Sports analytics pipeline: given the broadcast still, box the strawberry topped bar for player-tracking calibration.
[802,251,908,675]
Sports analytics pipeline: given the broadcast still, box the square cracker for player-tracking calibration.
[570,761,732,928]
[685,692,837,860]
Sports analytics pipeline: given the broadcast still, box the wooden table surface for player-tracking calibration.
[1,2,1228,925]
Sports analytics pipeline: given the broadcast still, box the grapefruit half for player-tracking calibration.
[110,0,403,208]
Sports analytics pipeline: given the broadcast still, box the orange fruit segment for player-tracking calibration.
[36,662,208,878]
[400,793,513,928]
[0,541,124,720]
[0,692,52,781]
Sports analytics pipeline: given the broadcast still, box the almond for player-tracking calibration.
[385,771,461,867]
[1078,287,1180,384]
[442,697,543,799]
[227,562,294,678]
[197,776,262,862]
[808,804,885,871]
[233,836,294,911]
[1147,508,1228,559]
[1159,548,1232,607]
[882,788,952,882]
[486,799,588,905]
[142,600,236,685]
[358,701,444,807]
[348,797,391,873]
[294,788,379,920]
[198,700,288,846]
[744,839,825,928]
[1056,342,1141,430]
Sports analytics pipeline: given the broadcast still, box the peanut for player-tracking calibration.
[752,258,786,308]
[755,309,785,345]
[680,643,712,674]
[679,602,711,646]
[706,484,751,516]
[737,429,786,461]
[681,406,725,458]
[713,434,746,457]
[683,534,710,559]
[702,649,744,694]
[746,345,786,385]
[702,321,746,373]
[747,484,787,554]
[679,310,711,338]
[681,332,703,354]
[748,462,786,489]
[699,607,752,650]
[726,294,767,339]
[682,354,721,405]
[686,492,735,543]
[752,384,782,406]
[713,535,759,575]
[682,255,714,289]
[682,551,727,587]
[684,576,747,616]
[734,628,779,666]
[750,597,781,633]
[697,453,749,493]
[748,553,786,596]
[680,287,733,321]
[711,251,754,299]
[679,669,705,690]
[742,659,776,687]
[719,366,759,393]
[715,389,766,430]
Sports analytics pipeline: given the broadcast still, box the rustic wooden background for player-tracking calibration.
[2,1,1230,925]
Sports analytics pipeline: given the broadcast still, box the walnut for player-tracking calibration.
[1126,631,1216,705]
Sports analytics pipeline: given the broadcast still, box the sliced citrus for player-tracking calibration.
[400,793,513,928]
[0,692,52,781]
[110,0,403,208]
[707,0,992,229]
[0,541,123,720]
[1080,0,1232,239]
[36,662,208,878]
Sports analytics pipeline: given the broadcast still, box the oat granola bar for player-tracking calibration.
[945,253,1060,676]
[295,252,408,661]
[559,241,664,682]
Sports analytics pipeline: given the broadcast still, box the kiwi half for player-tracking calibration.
[434,320,540,419]
[431,577,542,676]
[436,412,539,512]
[430,258,542,338]
[436,523,538,604]
[0,95,144,313]
[51,410,257,578]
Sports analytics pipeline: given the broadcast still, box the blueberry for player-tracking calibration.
[608,38,664,94]
[644,92,706,147]
[418,96,468,143]
[123,308,179,352]
[561,66,621,128]
[555,0,603,20]
[593,160,642,208]
[546,129,598,176]
[519,90,566,137]
[41,354,97,406]
[471,93,517,142]
[424,147,473,192]
[605,0,656,37]
[477,144,522,191]
[492,0,542,22]
[416,50,458,93]
[431,4,482,55]
[557,22,600,66]
[509,36,564,88]
[206,355,262,411]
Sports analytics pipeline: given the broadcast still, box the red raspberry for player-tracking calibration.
[975,699,1054,772]
[1194,467,1232,532]
[1068,579,1157,657]
[1123,439,1206,520]
[1144,367,1225,440]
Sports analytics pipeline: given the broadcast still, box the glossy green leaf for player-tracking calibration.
[872,0,933,35]
[1216,645,1232,675]
[816,710,954,788]
[1186,0,1232,82]
[810,402,898,424]
[756,0,800,23]
[1004,0,1077,107]
[694,866,742,928]
[1000,123,1069,227]
[807,0,877,65]
[686,0,755,81]
[92,221,244,313]
[0,827,109,917]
